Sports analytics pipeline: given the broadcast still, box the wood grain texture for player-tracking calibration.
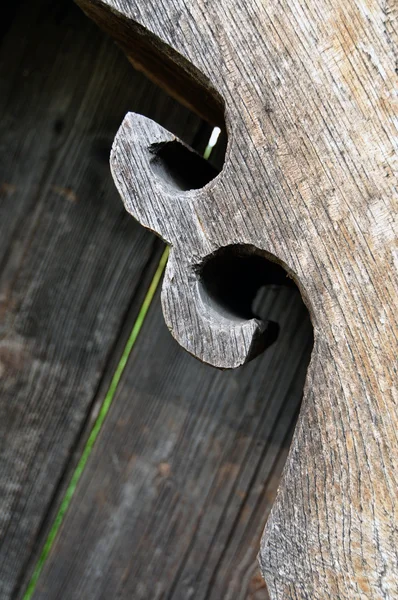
[33,283,312,600]
[0,1,207,597]
[77,0,398,597]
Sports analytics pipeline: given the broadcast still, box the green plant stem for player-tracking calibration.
[23,246,169,600]
[23,125,219,599]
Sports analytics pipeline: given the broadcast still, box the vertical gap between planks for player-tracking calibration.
[22,128,219,600]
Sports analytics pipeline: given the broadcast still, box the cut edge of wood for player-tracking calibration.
[74,0,226,127]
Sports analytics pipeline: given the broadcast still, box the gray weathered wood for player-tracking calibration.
[0,1,207,597]
[77,0,398,597]
[32,283,312,600]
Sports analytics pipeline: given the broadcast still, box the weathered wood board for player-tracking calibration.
[32,283,312,600]
[0,0,207,597]
[77,0,398,598]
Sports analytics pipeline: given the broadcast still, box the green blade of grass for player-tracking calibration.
[23,246,169,600]
[23,126,219,600]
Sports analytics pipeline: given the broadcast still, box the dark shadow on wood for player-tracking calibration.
[150,140,219,191]
[32,283,313,600]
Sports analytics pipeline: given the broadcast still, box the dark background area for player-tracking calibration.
[0,1,313,598]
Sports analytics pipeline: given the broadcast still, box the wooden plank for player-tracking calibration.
[79,0,398,597]
[0,1,209,597]
[32,283,312,599]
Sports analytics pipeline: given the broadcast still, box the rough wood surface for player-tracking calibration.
[0,1,207,597]
[33,283,312,600]
[77,0,398,597]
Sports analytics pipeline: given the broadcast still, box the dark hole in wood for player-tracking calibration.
[199,244,296,321]
[149,140,220,191]
[198,243,312,358]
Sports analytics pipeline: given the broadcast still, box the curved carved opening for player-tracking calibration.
[149,140,220,191]
[198,243,313,358]
[199,244,295,320]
